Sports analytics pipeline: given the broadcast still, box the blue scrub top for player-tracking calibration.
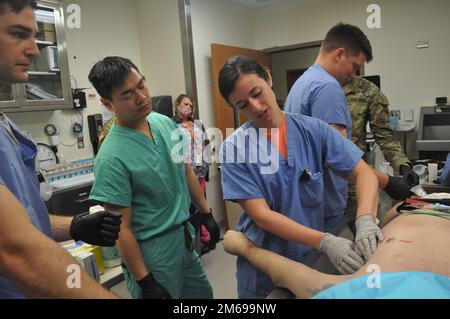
[438,153,450,186]
[0,116,53,299]
[220,113,362,296]
[285,64,353,219]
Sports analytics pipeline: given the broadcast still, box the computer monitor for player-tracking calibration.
[151,95,173,118]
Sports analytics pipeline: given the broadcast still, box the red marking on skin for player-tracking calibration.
[399,240,413,244]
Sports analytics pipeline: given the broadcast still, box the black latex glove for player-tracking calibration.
[137,273,172,299]
[383,176,412,200]
[199,211,220,249]
[188,211,202,232]
[70,211,122,246]
[400,165,420,187]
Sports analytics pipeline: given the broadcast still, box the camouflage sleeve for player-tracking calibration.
[368,89,411,172]
[98,117,116,150]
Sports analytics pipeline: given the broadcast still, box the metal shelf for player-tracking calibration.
[28,71,60,76]
[0,0,73,113]
[36,40,55,46]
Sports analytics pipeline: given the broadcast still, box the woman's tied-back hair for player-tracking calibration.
[218,55,269,105]
[88,56,141,100]
[321,23,373,62]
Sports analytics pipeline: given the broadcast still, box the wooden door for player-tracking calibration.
[210,44,270,230]
[287,68,308,94]
[210,43,270,139]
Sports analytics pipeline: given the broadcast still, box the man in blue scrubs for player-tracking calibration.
[285,23,410,238]
[218,56,381,298]
[438,153,450,186]
[0,0,120,298]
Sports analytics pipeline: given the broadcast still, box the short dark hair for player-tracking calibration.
[0,0,37,15]
[218,55,269,105]
[88,56,141,100]
[322,23,373,62]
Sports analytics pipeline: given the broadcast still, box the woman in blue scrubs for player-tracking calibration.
[218,56,382,299]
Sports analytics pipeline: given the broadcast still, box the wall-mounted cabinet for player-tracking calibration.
[0,0,72,113]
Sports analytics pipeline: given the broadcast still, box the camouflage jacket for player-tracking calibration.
[344,76,410,172]
[98,116,116,150]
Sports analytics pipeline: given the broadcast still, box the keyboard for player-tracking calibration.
[49,172,94,189]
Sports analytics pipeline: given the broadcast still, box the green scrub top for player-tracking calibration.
[90,112,190,241]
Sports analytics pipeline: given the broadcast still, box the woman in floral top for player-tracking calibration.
[173,94,210,193]
[173,94,213,254]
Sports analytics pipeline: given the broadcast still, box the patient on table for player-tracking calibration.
[224,204,450,298]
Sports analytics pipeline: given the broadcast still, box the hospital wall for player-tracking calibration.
[252,0,450,158]
[135,0,186,101]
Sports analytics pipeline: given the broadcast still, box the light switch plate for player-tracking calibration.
[403,109,414,122]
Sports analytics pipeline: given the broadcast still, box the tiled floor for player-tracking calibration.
[110,240,238,299]
[201,240,238,299]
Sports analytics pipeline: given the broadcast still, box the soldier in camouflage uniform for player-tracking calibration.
[345,76,411,170]
[344,76,417,219]
[98,116,116,150]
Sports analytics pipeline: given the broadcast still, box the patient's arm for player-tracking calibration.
[223,231,352,298]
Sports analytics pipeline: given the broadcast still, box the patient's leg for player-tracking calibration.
[223,231,353,298]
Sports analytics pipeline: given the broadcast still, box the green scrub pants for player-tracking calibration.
[122,223,213,299]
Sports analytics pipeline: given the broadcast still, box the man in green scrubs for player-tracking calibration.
[88,57,217,299]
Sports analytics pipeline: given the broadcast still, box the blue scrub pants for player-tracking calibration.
[238,283,271,299]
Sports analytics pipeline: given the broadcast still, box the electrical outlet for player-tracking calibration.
[390,110,401,120]
[77,136,85,149]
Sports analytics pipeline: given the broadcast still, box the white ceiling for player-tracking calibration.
[229,0,291,8]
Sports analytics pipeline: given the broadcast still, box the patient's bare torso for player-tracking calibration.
[355,213,450,277]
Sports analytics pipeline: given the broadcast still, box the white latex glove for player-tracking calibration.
[354,214,384,261]
[319,233,365,274]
